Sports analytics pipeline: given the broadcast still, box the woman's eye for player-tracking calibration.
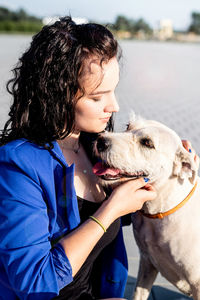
[140,138,154,149]
[92,97,101,102]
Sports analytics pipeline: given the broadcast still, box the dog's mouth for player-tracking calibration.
[92,162,148,181]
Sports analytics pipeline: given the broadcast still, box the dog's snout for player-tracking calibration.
[96,136,110,152]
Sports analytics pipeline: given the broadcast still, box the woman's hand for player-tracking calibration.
[101,178,157,221]
[182,140,199,168]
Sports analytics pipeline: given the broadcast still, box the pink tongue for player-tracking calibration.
[92,162,120,176]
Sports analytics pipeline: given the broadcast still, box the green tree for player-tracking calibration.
[110,15,152,37]
[188,12,200,34]
[0,7,12,21]
[134,18,152,34]
[113,15,132,31]
[16,9,28,21]
[0,6,42,33]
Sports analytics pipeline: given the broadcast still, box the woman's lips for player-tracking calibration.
[100,117,110,122]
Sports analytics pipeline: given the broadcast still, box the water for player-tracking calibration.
[116,41,200,143]
[0,34,32,128]
[1,35,200,152]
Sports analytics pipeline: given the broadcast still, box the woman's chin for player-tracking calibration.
[81,124,108,134]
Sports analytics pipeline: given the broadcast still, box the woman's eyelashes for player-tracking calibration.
[91,97,102,102]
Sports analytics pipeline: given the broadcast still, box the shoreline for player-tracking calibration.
[0,32,200,44]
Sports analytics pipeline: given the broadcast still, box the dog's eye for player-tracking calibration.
[140,138,154,149]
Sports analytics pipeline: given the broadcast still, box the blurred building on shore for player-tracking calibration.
[154,19,174,40]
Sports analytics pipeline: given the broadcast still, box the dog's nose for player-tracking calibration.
[96,136,110,152]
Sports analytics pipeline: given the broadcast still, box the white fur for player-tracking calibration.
[94,114,200,300]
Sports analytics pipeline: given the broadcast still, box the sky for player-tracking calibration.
[1,0,200,30]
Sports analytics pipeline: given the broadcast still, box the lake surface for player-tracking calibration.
[0,34,200,152]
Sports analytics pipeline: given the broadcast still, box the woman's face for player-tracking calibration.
[75,57,120,133]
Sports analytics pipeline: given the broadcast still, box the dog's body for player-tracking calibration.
[132,180,200,300]
[93,114,200,300]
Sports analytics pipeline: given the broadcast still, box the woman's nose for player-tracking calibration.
[105,95,119,113]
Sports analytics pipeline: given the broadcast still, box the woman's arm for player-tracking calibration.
[0,146,73,299]
[59,178,156,276]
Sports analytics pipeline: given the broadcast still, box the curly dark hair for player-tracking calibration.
[0,16,121,147]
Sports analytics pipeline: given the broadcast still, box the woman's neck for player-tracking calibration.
[58,132,81,154]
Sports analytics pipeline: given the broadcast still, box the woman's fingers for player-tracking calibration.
[182,139,199,169]
[182,139,192,152]
[135,183,157,202]
[109,177,157,217]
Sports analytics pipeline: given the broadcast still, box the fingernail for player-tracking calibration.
[144,177,149,182]
[189,149,192,153]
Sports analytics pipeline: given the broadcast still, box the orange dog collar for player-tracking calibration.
[141,181,197,219]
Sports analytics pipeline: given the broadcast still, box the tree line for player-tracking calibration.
[0,6,200,36]
[108,13,200,37]
[107,15,152,37]
[0,6,42,33]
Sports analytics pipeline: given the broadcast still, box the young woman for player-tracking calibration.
[0,17,195,300]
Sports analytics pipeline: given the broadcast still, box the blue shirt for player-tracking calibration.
[0,139,128,299]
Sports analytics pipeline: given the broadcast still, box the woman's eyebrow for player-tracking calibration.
[89,80,119,96]
[89,90,110,96]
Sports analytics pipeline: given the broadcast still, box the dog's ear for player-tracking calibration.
[173,146,198,183]
[126,111,145,131]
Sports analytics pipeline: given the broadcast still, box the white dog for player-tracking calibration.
[93,113,200,300]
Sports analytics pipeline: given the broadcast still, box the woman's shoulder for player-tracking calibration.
[0,139,57,170]
[0,139,65,184]
[0,139,47,159]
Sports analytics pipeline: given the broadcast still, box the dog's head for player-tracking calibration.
[93,113,198,188]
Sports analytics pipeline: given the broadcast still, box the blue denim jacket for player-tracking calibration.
[0,139,128,299]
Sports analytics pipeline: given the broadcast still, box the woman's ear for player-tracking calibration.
[173,146,198,184]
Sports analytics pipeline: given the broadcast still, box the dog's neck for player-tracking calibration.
[142,177,197,215]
